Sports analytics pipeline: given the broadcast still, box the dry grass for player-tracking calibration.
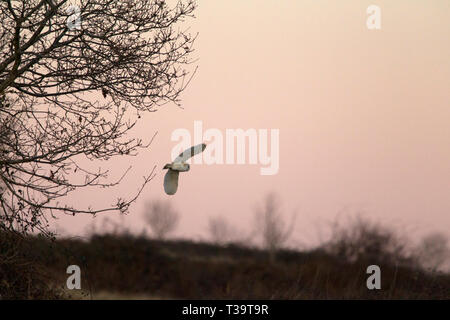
[0,231,62,299]
[1,219,449,299]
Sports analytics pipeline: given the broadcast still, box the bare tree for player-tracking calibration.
[0,0,197,236]
[208,215,232,245]
[143,199,179,240]
[416,233,449,272]
[254,193,296,262]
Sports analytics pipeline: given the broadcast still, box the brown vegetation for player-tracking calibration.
[1,217,449,299]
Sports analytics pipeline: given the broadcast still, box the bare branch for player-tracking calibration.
[0,0,197,236]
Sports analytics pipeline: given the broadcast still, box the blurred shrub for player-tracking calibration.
[323,216,416,267]
[0,231,61,299]
[416,233,449,272]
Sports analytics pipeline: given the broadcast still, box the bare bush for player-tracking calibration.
[0,231,61,299]
[324,215,414,266]
[143,200,179,240]
[254,193,296,261]
[416,233,449,272]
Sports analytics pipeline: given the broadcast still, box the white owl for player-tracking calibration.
[163,143,206,195]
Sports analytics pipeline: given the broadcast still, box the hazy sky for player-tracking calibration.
[54,0,450,246]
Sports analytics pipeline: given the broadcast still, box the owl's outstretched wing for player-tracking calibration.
[164,169,179,195]
[174,143,206,163]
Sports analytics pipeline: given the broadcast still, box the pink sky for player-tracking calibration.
[54,0,450,246]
